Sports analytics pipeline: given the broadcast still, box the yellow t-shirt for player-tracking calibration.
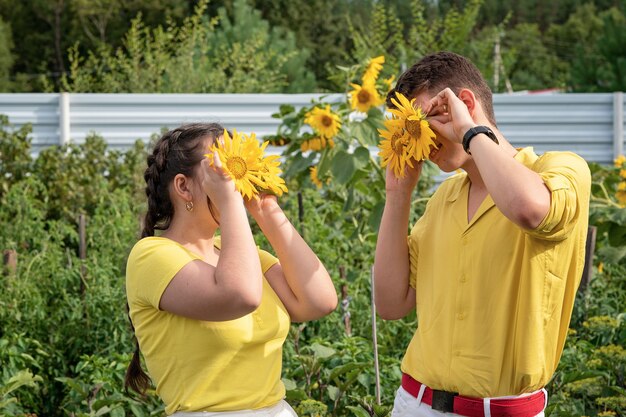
[403,147,590,398]
[126,236,290,415]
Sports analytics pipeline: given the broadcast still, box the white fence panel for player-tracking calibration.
[0,92,624,165]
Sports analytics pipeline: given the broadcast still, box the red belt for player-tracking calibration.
[401,373,546,417]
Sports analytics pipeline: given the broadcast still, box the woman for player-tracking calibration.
[125,123,337,416]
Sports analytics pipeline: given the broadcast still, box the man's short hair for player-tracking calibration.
[387,51,496,125]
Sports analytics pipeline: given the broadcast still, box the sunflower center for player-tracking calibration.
[357,89,371,104]
[321,115,333,127]
[391,133,404,155]
[226,156,248,179]
[405,119,421,138]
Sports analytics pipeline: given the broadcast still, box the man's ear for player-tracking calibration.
[457,88,477,117]
[172,173,193,201]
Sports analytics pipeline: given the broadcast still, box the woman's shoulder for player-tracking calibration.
[128,236,198,266]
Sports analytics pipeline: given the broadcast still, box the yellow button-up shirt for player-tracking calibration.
[403,147,590,398]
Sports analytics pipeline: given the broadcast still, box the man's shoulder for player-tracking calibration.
[536,150,587,165]
[534,150,590,178]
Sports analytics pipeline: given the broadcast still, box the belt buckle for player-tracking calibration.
[431,389,457,413]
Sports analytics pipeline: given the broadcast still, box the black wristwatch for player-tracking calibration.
[462,126,499,154]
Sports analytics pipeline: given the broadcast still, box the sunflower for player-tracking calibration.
[258,145,288,197]
[617,181,626,206]
[349,82,384,113]
[305,105,341,138]
[382,74,395,91]
[377,120,414,178]
[387,91,437,161]
[310,166,323,189]
[206,129,267,200]
[300,136,335,152]
[362,55,385,85]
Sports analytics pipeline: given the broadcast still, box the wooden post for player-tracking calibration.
[78,214,87,295]
[3,249,17,275]
[79,214,87,260]
[297,191,305,239]
[370,266,381,405]
[339,266,351,336]
[579,225,597,291]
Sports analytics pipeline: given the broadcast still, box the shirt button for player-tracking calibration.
[457,312,466,320]
[460,274,467,283]
[462,238,468,246]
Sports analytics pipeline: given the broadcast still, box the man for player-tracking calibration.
[374,51,590,417]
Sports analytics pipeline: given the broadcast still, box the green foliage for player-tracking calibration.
[249,0,365,91]
[0,110,625,416]
[210,0,315,93]
[497,23,568,92]
[0,115,33,196]
[60,0,315,93]
[4,0,626,93]
[548,5,626,92]
[347,0,483,79]
[0,17,13,91]
[0,116,152,416]
[0,335,46,414]
[55,354,163,416]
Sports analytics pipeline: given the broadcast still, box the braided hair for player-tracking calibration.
[125,122,224,396]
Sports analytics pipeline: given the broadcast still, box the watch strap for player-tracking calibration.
[462,126,499,154]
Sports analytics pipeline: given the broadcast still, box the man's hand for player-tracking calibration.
[424,87,476,144]
[385,160,422,197]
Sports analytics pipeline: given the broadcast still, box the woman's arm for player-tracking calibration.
[246,195,338,322]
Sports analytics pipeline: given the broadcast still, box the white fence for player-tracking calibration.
[0,92,624,165]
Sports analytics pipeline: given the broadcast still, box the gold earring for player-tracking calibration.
[185,201,194,212]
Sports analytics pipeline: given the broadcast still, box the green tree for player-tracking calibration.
[212,0,316,93]
[438,0,625,29]
[547,4,626,92]
[0,0,191,91]
[60,0,316,93]
[505,23,568,91]
[348,0,483,79]
[0,17,13,91]
[249,0,370,91]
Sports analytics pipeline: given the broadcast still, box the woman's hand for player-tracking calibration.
[201,152,241,209]
[244,193,282,226]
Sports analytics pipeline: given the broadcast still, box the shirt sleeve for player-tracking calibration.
[258,248,279,274]
[527,152,591,241]
[126,238,198,310]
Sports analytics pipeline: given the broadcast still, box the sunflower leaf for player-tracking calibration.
[331,150,356,184]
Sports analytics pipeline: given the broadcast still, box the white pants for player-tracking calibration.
[170,400,298,417]
[391,386,546,417]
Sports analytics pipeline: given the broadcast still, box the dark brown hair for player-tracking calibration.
[387,51,496,126]
[125,122,224,396]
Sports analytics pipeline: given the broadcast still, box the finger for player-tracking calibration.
[428,113,451,124]
[212,151,223,170]
[426,96,448,117]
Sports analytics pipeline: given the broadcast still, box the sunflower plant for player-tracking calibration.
[267,56,436,236]
[587,155,626,267]
[206,129,288,200]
